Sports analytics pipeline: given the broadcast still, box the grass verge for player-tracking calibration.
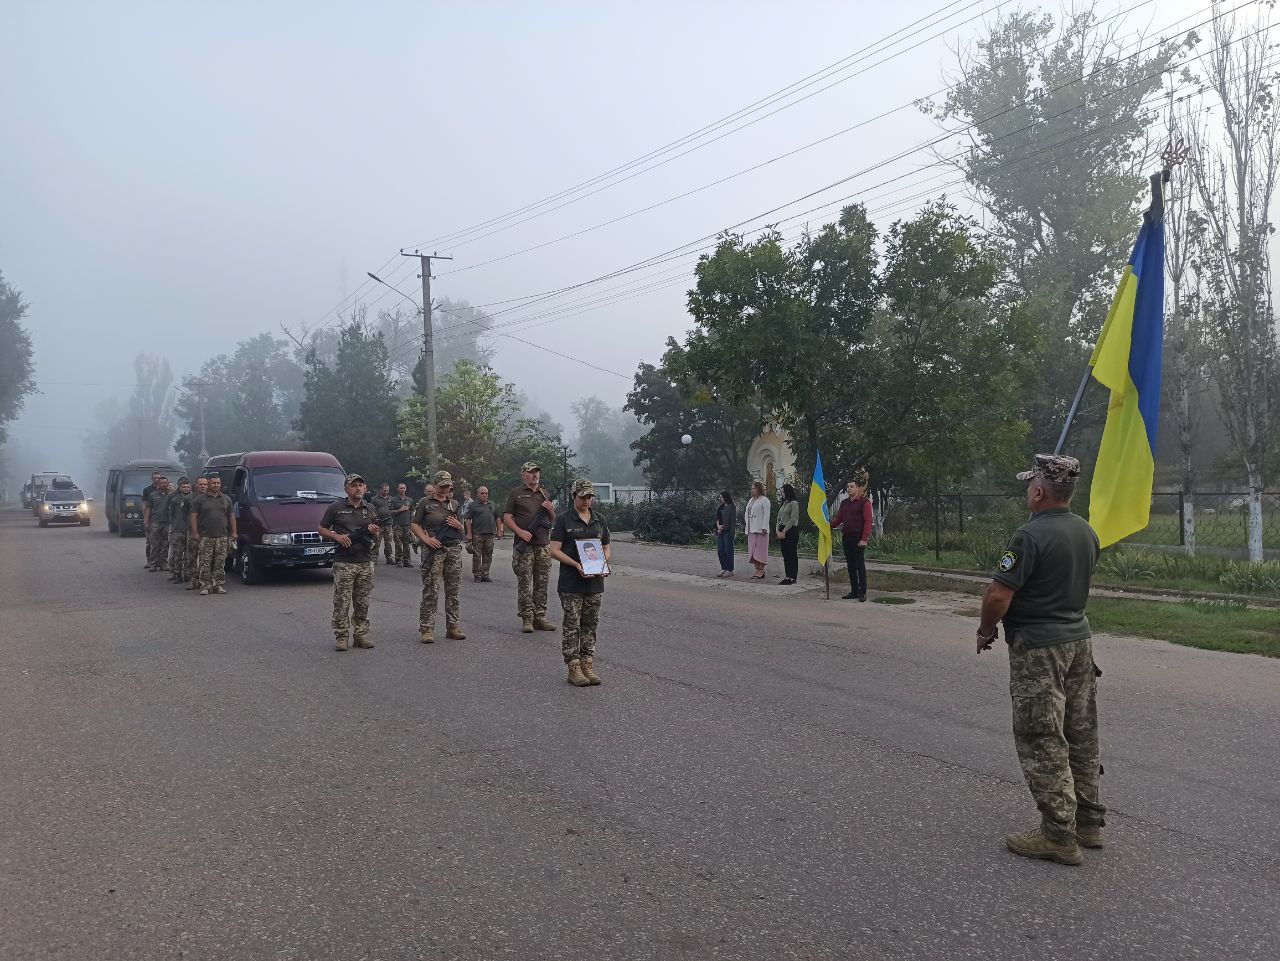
[868,570,1280,657]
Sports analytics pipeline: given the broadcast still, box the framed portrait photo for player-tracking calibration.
[578,537,608,575]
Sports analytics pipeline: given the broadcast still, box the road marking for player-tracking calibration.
[614,566,810,594]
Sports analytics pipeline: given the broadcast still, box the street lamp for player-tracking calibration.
[680,434,693,511]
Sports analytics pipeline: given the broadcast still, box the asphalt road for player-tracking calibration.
[2,506,1278,960]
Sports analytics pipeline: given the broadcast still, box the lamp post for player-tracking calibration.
[680,433,693,512]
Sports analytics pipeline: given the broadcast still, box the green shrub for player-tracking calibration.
[1218,561,1280,595]
[631,493,721,545]
[1098,549,1158,581]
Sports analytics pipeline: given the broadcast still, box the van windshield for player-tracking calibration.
[251,466,346,501]
[122,469,183,496]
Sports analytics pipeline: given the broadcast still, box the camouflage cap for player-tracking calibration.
[852,466,870,487]
[344,472,366,486]
[520,461,541,473]
[433,470,454,487]
[571,479,596,498]
[1016,453,1081,483]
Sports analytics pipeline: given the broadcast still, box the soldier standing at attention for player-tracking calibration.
[390,482,413,567]
[549,479,611,687]
[411,471,467,644]
[976,454,1103,866]
[165,478,193,584]
[184,477,208,590]
[318,473,380,652]
[190,475,235,596]
[140,471,161,568]
[143,476,173,573]
[370,482,395,566]
[465,485,502,582]
[503,462,557,634]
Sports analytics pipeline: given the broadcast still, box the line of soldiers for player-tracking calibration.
[318,462,611,686]
[140,471,237,596]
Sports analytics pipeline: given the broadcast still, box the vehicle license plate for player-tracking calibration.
[304,546,331,555]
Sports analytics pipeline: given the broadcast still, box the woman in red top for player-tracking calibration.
[831,468,873,601]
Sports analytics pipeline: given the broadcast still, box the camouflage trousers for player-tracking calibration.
[373,529,394,564]
[391,526,411,565]
[167,530,189,579]
[419,544,462,633]
[1008,635,1107,842]
[147,523,171,569]
[196,536,228,591]
[559,591,602,663]
[470,533,495,578]
[512,545,551,620]
[332,560,375,643]
[185,535,200,582]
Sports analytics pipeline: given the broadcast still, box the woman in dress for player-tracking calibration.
[744,481,771,579]
[776,483,800,585]
[714,490,736,578]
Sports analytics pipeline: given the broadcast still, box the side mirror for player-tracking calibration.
[87,497,95,503]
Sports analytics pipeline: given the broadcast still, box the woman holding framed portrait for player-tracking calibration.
[549,479,611,687]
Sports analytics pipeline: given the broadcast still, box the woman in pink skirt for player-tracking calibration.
[744,481,772,579]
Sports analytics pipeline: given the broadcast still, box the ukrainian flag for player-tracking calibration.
[1089,174,1165,548]
[807,450,833,565]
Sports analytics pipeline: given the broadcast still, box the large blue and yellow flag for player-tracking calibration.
[807,450,833,565]
[1089,174,1165,548]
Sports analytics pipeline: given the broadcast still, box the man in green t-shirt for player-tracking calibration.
[976,453,1103,866]
[143,476,172,573]
[164,478,194,584]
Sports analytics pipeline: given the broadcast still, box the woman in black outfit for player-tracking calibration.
[714,490,736,577]
[776,483,800,585]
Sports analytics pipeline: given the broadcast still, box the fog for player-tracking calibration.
[1,0,1202,491]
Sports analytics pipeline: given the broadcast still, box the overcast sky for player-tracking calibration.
[2,0,1205,486]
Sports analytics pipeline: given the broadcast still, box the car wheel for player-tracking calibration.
[81,519,91,527]
[239,545,263,585]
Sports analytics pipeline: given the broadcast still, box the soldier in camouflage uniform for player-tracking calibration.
[190,475,236,595]
[464,485,502,582]
[503,462,557,634]
[976,454,1104,866]
[165,478,193,583]
[318,473,380,651]
[549,479,611,686]
[370,483,395,565]
[140,472,162,567]
[184,477,207,589]
[411,470,467,643]
[389,482,414,567]
[143,476,172,572]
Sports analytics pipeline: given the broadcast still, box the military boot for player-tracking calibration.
[354,636,374,649]
[446,628,466,640]
[534,618,557,631]
[566,659,590,687]
[335,636,349,652]
[521,618,534,633]
[1005,827,1083,866]
[420,631,434,644]
[1076,824,1105,849]
[580,657,601,685]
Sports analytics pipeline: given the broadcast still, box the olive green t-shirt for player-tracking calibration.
[504,485,553,547]
[191,492,234,537]
[146,488,172,527]
[993,507,1100,647]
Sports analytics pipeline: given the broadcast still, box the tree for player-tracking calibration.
[923,6,1184,451]
[1187,9,1280,562]
[296,323,402,484]
[0,271,36,446]
[399,360,572,493]
[678,203,1033,491]
[626,343,762,491]
[175,334,303,469]
[571,396,645,484]
[83,355,178,474]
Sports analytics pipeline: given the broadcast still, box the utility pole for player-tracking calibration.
[187,378,210,463]
[400,249,453,474]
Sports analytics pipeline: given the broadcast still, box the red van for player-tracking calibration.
[203,450,346,584]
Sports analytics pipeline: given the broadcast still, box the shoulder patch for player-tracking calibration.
[998,550,1018,573]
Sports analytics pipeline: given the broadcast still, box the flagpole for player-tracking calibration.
[1052,157,1182,456]
[824,559,830,600]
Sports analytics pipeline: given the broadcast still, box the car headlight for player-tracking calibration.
[78,502,89,512]
[262,533,292,546]
[42,504,52,512]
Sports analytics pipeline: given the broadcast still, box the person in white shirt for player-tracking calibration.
[744,481,772,580]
